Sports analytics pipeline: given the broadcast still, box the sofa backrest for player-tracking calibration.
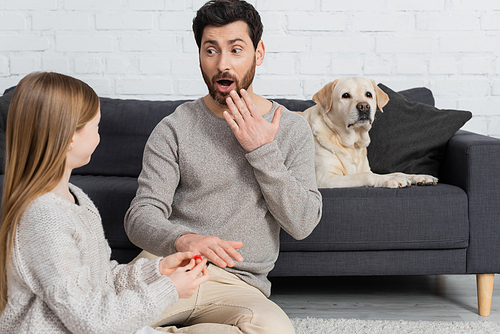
[73,98,191,177]
[0,86,434,178]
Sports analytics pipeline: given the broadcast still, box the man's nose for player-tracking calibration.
[217,52,230,72]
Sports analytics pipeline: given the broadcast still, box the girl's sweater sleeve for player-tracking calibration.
[109,256,166,294]
[14,202,178,334]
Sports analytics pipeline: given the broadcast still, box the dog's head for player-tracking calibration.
[312,77,389,132]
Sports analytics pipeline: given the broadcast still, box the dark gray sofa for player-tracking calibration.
[1,86,499,316]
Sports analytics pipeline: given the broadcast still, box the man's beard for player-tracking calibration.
[202,59,256,106]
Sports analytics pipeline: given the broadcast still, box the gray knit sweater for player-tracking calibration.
[125,98,322,297]
[0,184,178,334]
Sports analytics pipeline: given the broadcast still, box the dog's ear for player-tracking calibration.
[372,80,389,112]
[313,79,339,112]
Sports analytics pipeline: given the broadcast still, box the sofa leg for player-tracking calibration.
[477,274,495,316]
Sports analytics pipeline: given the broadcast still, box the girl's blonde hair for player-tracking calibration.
[0,72,99,313]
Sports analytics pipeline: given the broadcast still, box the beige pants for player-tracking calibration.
[138,251,295,334]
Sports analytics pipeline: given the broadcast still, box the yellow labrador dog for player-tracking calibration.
[301,77,438,188]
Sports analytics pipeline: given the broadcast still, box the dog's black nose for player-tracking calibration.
[356,102,370,112]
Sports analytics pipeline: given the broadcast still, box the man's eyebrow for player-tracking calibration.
[228,38,246,45]
[202,38,247,47]
[203,39,219,47]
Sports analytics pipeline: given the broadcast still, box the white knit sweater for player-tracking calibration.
[0,184,178,334]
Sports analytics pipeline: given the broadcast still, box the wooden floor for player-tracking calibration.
[269,274,500,324]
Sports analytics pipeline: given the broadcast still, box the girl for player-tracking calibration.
[0,72,209,333]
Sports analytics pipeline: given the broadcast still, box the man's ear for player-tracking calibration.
[256,40,265,66]
[313,79,339,113]
[371,80,389,112]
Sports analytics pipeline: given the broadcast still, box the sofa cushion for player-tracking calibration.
[74,98,190,177]
[279,183,469,252]
[367,84,472,178]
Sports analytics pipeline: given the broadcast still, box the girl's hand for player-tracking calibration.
[158,252,198,276]
[168,259,210,299]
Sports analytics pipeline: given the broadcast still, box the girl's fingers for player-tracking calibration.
[183,258,207,275]
[196,267,210,284]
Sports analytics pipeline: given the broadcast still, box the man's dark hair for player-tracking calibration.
[193,0,263,50]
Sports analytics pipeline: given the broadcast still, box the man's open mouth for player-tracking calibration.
[216,78,236,93]
[217,79,235,88]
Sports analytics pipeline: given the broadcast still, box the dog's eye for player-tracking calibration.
[342,93,350,99]
[366,92,373,98]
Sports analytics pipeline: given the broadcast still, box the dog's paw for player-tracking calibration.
[411,175,438,186]
[381,176,412,188]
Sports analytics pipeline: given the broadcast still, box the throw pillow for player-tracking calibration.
[367,84,472,178]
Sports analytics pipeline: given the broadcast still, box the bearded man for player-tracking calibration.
[125,0,322,333]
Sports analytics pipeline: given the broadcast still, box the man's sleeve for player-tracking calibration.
[245,112,322,240]
[124,120,194,256]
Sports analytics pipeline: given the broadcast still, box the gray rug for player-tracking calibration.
[290,317,500,334]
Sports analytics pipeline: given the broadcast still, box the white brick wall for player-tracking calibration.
[0,0,499,137]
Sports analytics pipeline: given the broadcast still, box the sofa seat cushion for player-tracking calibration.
[70,175,141,263]
[279,184,468,252]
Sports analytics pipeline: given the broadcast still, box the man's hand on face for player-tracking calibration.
[175,233,244,268]
[223,89,282,152]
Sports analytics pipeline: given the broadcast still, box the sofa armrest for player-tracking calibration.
[440,130,500,274]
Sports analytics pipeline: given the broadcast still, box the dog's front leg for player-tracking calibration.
[316,172,409,188]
